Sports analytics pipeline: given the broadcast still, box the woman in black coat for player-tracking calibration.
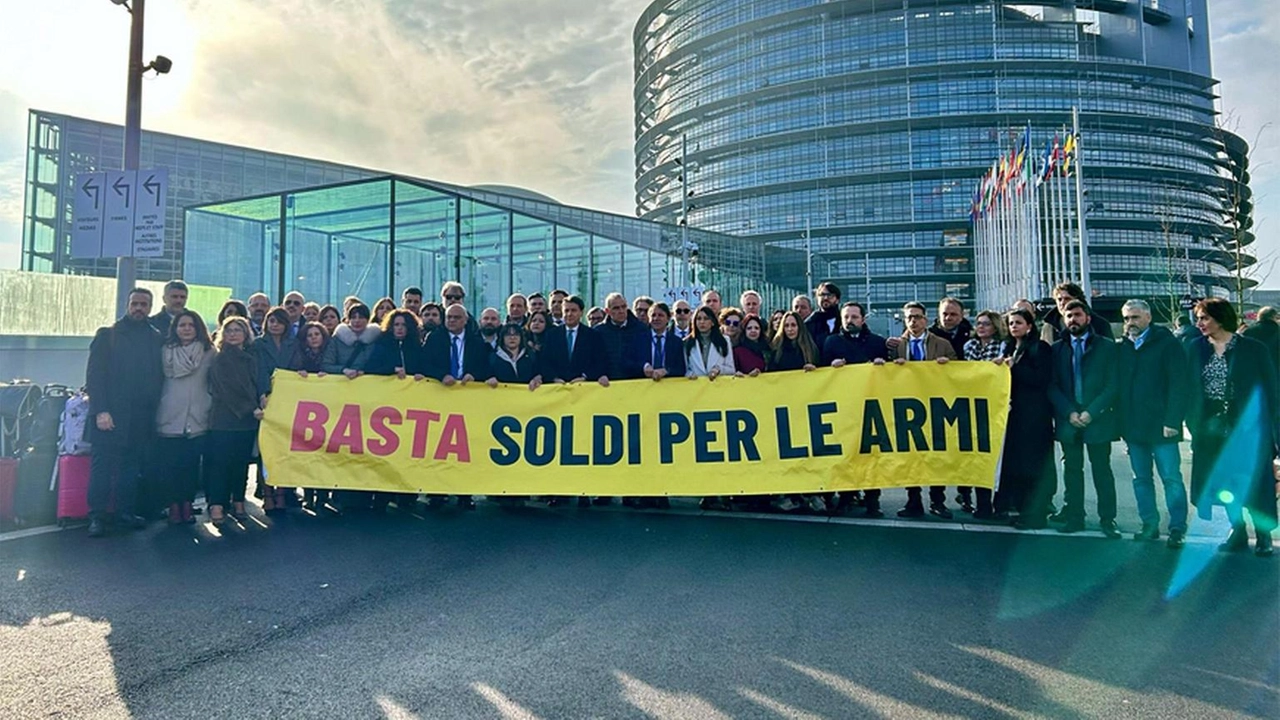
[487,323,544,390]
[999,308,1057,530]
[365,310,429,379]
[1185,298,1279,557]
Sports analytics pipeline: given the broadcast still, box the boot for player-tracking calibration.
[1256,532,1274,558]
[1219,525,1250,553]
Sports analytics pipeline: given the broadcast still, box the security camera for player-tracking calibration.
[148,56,173,74]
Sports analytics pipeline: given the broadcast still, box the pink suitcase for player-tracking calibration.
[0,457,18,525]
[56,455,92,525]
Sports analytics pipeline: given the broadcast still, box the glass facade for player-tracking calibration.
[21,110,375,281]
[634,0,1253,313]
[184,177,800,314]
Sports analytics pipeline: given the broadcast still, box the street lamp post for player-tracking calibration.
[113,0,146,317]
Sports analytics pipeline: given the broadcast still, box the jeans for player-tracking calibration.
[1127,442,1188,532]
[1060,440,1117,522]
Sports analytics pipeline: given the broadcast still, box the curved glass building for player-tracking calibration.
[634,0,1253,317]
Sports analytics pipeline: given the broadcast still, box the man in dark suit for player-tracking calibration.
[148,280,188,336]
[1047,299,1122,537]
[626,301,687,380]
[422,303,491,510]
[553,295,609,385]
[597,292,647,381]
[884,301,957,519]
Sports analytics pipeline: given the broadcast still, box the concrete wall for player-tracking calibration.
[0,335,91,387]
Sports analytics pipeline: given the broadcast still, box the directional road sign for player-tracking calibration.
[72,169,168,259]
[132,169,167,258]
[71,172,106,258]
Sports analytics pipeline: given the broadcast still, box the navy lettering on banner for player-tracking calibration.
[775,407,809,459]
[724,409,761,462]
[627,413,642,464]
[893,398,929,452]
[490,416,521,466]
[807,402,842,457]
[860,399,893,453]
[693,411,724,463]
[592,415,624,465]
[560,416,590,466]
[930,397,973,452]
[659,412,691,464]
[525,417,556,467]
[974,398,992,453]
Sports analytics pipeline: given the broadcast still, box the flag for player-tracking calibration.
[1062,132,1078,177]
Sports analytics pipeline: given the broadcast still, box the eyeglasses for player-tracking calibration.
[444,294,463,301]
[722,319,740,327]
[675,309,691,315]
[906,314,926,321]
[285,300,302,307]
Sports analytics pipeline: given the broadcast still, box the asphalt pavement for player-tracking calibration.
[2,485,1277,719]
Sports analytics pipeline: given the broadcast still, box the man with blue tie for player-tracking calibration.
[626,301,687,381]
[1047,300,1122,538]
[543,296,609,508]
[884,301,957,519]
[423,304,491,509]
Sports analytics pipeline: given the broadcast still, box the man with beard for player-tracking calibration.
[805,281,841,351]
[419,301,444,338]
[85,288,165,537]
[1047,300,1122,538]
[672,299,693,339]
[1040,281,1113,344]
[823,301,889,517]
[478,307,502,352]
[149,280,188,336]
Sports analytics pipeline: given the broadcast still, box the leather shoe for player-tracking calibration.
[1219,526,1250,553]
[87,517,106,538]
[897,504,924,518]
[929,502,953,520]
[1256,533,1274,557]
[1047,511,1070,525]
[1057,520,1085,534]
[118,513,147,530]
[1100,520,1121,539]
[863,505,884,519]
[1166,529,1186,549]
[1132,524,1160,541]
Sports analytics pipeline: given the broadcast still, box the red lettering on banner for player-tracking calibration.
[368,406,402,456]
[433,413,471,462]
[406,409,441,459]
[326,404,365,454]
[291,402,329,451]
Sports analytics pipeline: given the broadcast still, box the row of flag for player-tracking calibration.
[969,125,1080,220]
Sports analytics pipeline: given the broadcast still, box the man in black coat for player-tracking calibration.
[823,301,888,517]
[148,280,188,337]
[1040,281,1113,344]
[422,304,490,510]
[927,296,973,359]
[1046,300,1122,537]
[804,281,842,352]
[86,288,165,537]
[1242,306,1278,375]
[1117,300,1190,548]
[550,295,608,384]
[596,292,647,381]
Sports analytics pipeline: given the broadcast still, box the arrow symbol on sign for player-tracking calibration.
[142,174,162,205]
[113,175,131,207]
[82,177,101,209]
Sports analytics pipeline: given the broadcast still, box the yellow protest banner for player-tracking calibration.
[258,362,1010,496]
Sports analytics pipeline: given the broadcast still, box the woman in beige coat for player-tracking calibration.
[155,310,215,524]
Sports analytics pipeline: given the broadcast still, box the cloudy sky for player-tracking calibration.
[0,0,1276,286]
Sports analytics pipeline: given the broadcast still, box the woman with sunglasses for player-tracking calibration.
[719,307,743,348]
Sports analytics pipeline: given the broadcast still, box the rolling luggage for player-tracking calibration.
[0,457,17,526]
[11,446,57,527]
[56,454,93,525]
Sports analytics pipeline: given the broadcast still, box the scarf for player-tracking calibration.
[164,342,207,379]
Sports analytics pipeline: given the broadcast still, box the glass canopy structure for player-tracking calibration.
[183,176,800,315]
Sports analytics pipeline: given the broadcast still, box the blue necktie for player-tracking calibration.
[451,336,462,377]
[911,338,923,362]
[653,334,664,369]
[567,328,576,356]
[1072,338,1085,404]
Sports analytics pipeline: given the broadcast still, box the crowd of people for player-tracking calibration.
[82,278,1279,557]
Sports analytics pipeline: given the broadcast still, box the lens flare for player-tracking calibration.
[1217,490,1235,504]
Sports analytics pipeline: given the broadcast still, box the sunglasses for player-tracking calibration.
[285,300,303,306]
[722,319,740,327]
[444,294,463,301]
[675,309,691,315]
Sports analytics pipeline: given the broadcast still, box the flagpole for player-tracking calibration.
[1073,107,1092,299]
